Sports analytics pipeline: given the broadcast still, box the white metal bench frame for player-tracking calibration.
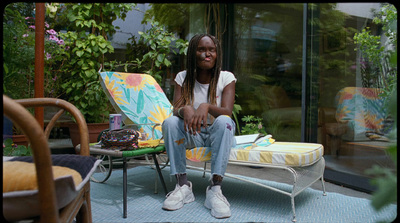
[187,154,327,222]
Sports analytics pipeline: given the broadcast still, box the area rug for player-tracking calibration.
[90,166,397,222]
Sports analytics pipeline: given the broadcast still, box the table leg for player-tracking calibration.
[123,157,127,218]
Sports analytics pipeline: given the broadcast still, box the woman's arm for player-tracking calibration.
[172,81,183,117]
[191,81,236,134]
[172,81,196,133]
[172,80,236,134]
[208,80,236,117]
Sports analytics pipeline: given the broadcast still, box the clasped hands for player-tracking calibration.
[179,103,209,135]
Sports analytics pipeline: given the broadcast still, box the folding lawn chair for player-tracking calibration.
[79,71,174,218]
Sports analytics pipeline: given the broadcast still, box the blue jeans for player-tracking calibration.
[162,115,236,177]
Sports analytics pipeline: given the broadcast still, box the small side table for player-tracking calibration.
[76,143,168,218]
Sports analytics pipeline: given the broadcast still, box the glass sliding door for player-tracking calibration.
[233,4,304,142]
[184,3,396,192]
[316,3,396,192]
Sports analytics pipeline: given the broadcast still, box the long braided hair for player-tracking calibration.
[174,34,222,109]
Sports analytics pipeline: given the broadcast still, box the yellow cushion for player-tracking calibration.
[230,142,324,167]
[186,141,323,167]
[3,161,82,193]
[139,139,161,148]
[186,147,212,162]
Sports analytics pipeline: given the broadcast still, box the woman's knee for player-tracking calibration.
[162,115,181,132]
[213,115,235,131]
[215,115,232,123]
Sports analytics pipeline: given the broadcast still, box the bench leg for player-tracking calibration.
[203,162,207,178]
[320,158,327,196]
[321,176,327,196]
[291,196,296,222]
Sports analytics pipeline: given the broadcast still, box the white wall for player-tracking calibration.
[336,3,381,19]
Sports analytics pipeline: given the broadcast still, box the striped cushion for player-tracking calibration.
[187,142,323,167]
[230,142,323,167]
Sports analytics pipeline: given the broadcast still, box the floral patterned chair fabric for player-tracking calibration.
[99,71,274,162]
[99,71,277,162]
[100,71,212,161]
[100,72,172,140]
[335,87,389,141]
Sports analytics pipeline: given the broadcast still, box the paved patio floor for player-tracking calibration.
[49,138,372,200]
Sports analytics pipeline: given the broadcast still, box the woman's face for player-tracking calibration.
[196,36,217,71]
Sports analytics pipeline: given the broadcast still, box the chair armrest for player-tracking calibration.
[15,98,89,156]
[3,95,59,222]
[318,107,336,127]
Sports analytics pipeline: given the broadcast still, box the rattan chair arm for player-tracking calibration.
[3,95,59,222]
[15,98,89,156]
[44,108,65,140]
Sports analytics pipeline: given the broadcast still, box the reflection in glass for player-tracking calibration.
[233,4,304,142]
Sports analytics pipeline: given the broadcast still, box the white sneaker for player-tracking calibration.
[204,185,231,218]
[162,181,195,211]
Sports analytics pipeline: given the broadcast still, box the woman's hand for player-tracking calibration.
[181,104,209,135]
[181,106,195,134]
[189,103,209,135]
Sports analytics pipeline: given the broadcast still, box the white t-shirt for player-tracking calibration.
[175,70,237,123]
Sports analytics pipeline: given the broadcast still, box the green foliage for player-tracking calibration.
[3,138,32,156]
[136,19,188,83]
[232,102,242,135]
[118,35,149,73]
[373,4,397,47]
[365,146,397,210]
[240,115,268,135]
[105,17,188,85]
[353,4,397,99]
[66,3,133,37]
[59,33,113,123]
[353,28,385,66]
[3,3,68,99]
[143,4,190,37]
[366,164,397,210]
[3,3,35,99]
[55,3,134,123]
[366,85,397,211]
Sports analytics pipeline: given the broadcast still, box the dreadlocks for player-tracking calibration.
[174,34,222,109]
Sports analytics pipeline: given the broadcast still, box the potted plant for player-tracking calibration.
[48,3,134,146]
[3,138,32,156]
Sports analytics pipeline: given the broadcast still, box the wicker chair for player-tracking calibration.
[3,95,95,223]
